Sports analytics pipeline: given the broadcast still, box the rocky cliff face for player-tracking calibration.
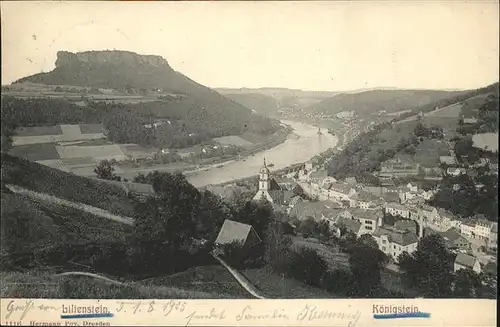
[55,50,174,70]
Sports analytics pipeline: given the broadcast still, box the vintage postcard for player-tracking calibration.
[0,1,498,326]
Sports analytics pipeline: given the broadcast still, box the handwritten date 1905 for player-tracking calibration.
[116,300,187,316]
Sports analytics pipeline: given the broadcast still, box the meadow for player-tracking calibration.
[0,271,227,299]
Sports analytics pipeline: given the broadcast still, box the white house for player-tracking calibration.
[474,219,493,242]
[418,189,437,201]
[373,226,419,261]
[446,167,467,177]
[460,221,476,238]
[384,203,411,219]
[350,190,382,210]
[417,204,440,222]
[436,209,457,229]
[330,217,363,238]
[348,208,384,235]
[454,253,481,274]
[328,183,357,202]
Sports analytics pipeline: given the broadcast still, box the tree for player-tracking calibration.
[287,246,328,287]
[453,268,482,298]
[297,217,319,238]
[414,123,428,137]
[292,184,305,197]
[398,235,454,297]
[94,160,121,181]
[320,268,353,296]
[133,172,202,247]
[264,221,293,274]
[348,242,387,297]
[358,234,378,250]
[232,199,274,238]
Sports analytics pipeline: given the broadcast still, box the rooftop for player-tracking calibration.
[353,190,381,202]
[373,226,419,246]
[454,253,478,268]
[349,208,383,221]
[215,219,259,246]
[385,202,409,211]
[441,228,468,243]
[309,170,328,180]
[439,156,458,165]
[395,220,417,231]
[329,183,354,195]
[336,217,362,234]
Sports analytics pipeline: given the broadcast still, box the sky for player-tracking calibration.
[1,1,499,92]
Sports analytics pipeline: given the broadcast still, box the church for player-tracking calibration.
[252,158,295,206]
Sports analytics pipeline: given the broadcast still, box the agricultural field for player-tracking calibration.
[14,125,63,136]
[141,265,251,298]
[241,268,335,298]
[79,124,107,134]
[56,144,127,161]
[472,133,499,152]
[213,135,254,147]
[426,103,463,118]
[414,139,451,167]
[12,124,105,146]
[8,123,155,172]
[460,94,491,118]
[120,144,160,159]
[1,154,135,217]
[8,143,61,161]
[291,237,350,270]
[0,271,226,299]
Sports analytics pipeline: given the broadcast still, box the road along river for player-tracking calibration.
[185,120,338,188]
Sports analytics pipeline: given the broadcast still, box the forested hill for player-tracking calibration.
[14,50,279,128]
[308,89,467,116]
[6,50,282,148]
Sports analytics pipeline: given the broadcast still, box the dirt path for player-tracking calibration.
[5,184,135,226]
[211,253,267,299]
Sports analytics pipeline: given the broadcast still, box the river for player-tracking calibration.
[185,120,338,187]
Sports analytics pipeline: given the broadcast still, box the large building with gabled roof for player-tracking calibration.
[214,219,262,248]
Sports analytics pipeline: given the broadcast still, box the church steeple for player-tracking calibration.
[259,157,270,191]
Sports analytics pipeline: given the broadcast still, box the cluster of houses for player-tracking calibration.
[249,157,497,275]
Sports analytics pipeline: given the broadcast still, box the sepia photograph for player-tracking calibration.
[0,0,498,317]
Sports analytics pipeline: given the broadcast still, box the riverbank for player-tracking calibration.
[186,120,338,187]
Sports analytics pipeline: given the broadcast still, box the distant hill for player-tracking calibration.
[308,89,468,116]
[216,87,337,100]
[222,93,279,115]
[325,82,499,183]
[216,87,338,110]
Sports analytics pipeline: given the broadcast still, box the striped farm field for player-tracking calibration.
[426,103,463,118]
[8,143,61,161]
[61,157,97,166]
[56,145,127,161]
[79,124,106,134]
[14,125,63,136]
[120,144,159,157]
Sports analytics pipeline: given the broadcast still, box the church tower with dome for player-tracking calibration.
[253,157,285,204]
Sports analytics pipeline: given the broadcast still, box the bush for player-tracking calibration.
[217,241,264,270]
[286,246,327,287]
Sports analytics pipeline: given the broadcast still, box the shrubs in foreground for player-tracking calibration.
[0,272,228,299]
